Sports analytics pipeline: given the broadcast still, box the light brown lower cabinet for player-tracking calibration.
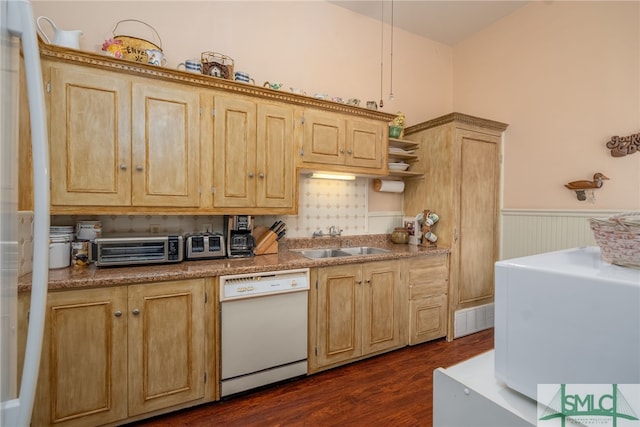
[309,260,406,372]
[22,279,208,427]
[405,254,449,345]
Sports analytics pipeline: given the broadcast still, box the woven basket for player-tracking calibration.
[112,19,162,64]
[201,52,234,79]
[589,212,640,269]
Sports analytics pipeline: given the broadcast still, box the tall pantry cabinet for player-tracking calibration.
[403,113,508,341]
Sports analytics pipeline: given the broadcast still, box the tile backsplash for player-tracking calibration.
[19,177,403,275]
[51,177,386,237]
[261,176,369,237]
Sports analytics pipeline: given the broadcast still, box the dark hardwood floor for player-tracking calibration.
[128,328,494,427]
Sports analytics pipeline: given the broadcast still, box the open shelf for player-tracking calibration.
[389,137,419,150]
[387,137,423,178]
[388,170,424,178]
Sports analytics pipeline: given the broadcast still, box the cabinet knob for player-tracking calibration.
[259,172,265,179]
[248,172,254,178]
[136,165,143,172]
[132,308,140,315]
[357,280,362,285]
[365,279,371,284]
[340,149,345,154]
[114,310,122,317]
[119,164,127,170]
[347,149,353,155]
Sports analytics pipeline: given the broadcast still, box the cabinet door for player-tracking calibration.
[346,119,385,169]
[361,260,404,354]
[255,103,295,208]
[32,287,128,427]
[49,64,131,206]
[132,83,200,207]
[127,279,206,416]
[316,264,362,367]
[457,130,501,306]
[212,96,257,208]
[409,295,447,344]
[301,110,345,166]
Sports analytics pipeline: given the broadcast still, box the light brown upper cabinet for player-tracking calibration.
[209,95,297,213]
[299,109,388,176]
[20,42,395,214]
[46,62,200,212]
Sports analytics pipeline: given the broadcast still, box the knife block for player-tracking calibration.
[253,226,279,255]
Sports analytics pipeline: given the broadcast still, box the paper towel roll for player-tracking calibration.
[373,179,405,193]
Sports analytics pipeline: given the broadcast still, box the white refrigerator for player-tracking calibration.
[0,1,50,426]
[495,246,640,401]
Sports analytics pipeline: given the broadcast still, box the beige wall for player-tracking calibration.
[453,1,640,210]
[32,1,452,126]
[32,0,454,216]
[33,1,639,215]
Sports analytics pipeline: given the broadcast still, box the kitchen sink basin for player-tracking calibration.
[294,246,390,260]
[296,248,353,259]
[340,246,391,256]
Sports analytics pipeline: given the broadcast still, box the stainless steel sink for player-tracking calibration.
[294,246,390,260]
[340,246,391,256]
[296,248,353,259]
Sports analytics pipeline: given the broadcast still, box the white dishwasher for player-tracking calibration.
[219,268,310,397]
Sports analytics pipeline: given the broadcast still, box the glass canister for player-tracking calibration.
[391,227,409,244]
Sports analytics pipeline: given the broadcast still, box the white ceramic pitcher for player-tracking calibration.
[36,16,82,49]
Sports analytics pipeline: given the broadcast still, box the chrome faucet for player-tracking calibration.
[328,226,343,237]
[312,226,343,238]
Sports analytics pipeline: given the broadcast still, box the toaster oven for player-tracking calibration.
[90,235,183,267]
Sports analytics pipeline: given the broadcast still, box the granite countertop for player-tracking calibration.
[18,234,449,292]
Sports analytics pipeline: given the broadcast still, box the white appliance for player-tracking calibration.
[494,246,640,401]
[219,268,309,397]
[1,1,50,426]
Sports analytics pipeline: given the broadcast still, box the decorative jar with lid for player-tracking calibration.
[391,227,409,244]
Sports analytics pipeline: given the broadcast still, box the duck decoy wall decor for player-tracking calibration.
[565,172,610,201]
[606,132,640,157]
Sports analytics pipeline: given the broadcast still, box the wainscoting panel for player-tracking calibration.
[500,209,620,260]
[367,211,404,235]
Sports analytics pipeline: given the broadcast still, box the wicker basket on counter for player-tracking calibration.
[589,212,640,269]
[111,19,162,64]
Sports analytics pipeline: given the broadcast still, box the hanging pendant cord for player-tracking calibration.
[380,0,384,108]
[389,0,394,100]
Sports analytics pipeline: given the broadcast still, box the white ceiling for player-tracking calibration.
[329,1,529,45]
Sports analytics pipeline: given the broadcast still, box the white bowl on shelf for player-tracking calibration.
[388,162,410,171]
